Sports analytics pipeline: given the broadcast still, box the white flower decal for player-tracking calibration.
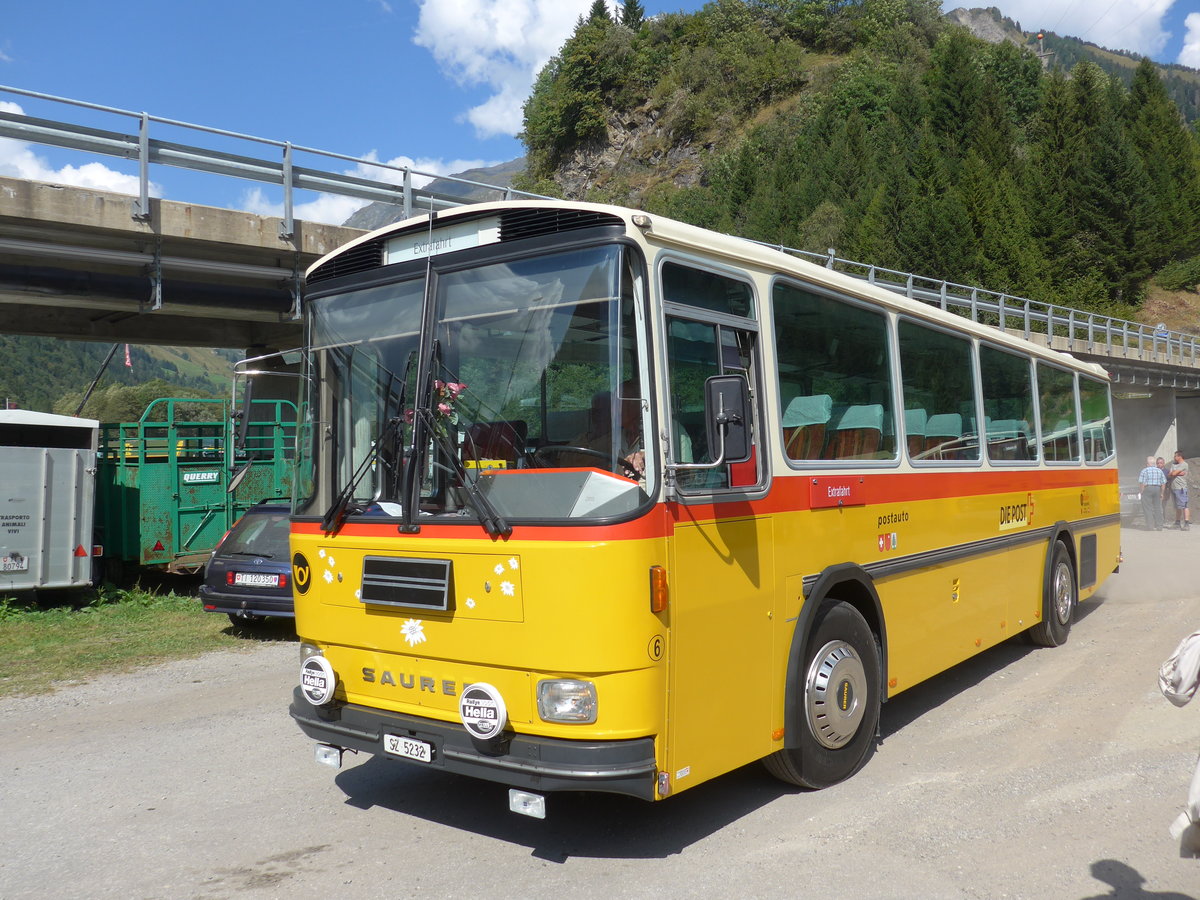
[327,556,336,567]
[508,557,519,570]
[493,563,505,575]
[318,548,326,559]
[323,568,333,584]
[401,619,426,647]
[500,580,515,597]
[354,589,361,599]
[466,597,476,609]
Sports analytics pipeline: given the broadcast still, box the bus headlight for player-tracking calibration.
[537,679,597,723]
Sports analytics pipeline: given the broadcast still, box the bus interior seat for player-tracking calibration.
[824,403,884,459]
[781,394,832,460]
[986,418,1030,460]
[922,413,963,459]
[462,420,528,466]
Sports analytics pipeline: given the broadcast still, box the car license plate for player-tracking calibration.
[234,572,279,587]
[1,554,28,572]
[384,734,433,763]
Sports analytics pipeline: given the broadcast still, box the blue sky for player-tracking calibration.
[1,0,1197,225]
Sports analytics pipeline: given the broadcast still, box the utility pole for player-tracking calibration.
[1035,31,1055,68]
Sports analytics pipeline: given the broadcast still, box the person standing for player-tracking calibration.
[1139,455,1167,530]
[1169,450,1191,530]
[1158,456,1171,521]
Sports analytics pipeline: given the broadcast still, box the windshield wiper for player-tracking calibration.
[416,407,512,538]
[321,351,415,534]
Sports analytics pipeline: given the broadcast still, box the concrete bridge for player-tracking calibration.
[0,175,358,348]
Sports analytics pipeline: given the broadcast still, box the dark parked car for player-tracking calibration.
[200,502,293,626]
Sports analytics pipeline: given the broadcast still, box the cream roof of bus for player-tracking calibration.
[310,199,1110,381]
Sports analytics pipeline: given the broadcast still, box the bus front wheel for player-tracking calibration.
[764,601,881,789]
[1027,540,1076,648]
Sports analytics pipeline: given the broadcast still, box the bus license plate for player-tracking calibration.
[234,572,278,587]
[384,734,433,763]
[1,554,28,572]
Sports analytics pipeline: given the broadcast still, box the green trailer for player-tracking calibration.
[95,397,294,576]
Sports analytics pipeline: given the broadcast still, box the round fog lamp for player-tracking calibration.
[300,655,337,706]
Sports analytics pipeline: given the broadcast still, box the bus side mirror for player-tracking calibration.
[704,374,751,465]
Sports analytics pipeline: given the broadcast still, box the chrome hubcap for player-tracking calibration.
[1052,560,1075,625]
[805,640,866,749]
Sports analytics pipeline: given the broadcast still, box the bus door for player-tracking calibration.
[660,262,774,792]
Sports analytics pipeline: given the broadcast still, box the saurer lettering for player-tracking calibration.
[362,668,457,696]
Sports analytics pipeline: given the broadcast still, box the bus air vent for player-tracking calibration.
[499,208,624,243]
[360,556,454,611]
[307,237,386,284]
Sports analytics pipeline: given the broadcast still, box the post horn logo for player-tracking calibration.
[292,553,311,594]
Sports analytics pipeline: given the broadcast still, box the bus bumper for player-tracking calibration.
[289,687,659,801]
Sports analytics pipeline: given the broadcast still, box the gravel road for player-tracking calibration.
[2,525,1198,899]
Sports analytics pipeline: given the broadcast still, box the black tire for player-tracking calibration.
[764,601,881,789]
[1027,540,1075,648]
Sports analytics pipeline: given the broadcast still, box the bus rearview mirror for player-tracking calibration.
[705,374,751,465]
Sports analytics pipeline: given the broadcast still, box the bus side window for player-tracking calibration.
[1037,364,1080,463]
[773,283,895,463]
[979,345,1037,463]
[899,320,979,462]
[1079,375,1114,463]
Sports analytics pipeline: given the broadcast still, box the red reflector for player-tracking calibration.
[73,544,88,557]
[152,540,165,551]
[92,544,103,557]
[226,571,235,586]
[203,605,216,611]
[649,565,669,614]
[279,573,288,588]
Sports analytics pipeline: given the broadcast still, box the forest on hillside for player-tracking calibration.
[0,336,232,415]
[518,0,1200,315]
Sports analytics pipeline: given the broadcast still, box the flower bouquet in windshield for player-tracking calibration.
[405,379,466,439]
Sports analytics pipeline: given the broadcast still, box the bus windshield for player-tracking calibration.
[297,243,653,525]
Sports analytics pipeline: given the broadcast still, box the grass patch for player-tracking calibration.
[0,585,293,699]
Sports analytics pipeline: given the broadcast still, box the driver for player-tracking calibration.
[565,385,645,476]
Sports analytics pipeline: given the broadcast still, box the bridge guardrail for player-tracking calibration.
[0,84,553,242]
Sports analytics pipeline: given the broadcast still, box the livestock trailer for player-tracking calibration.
[94,397,294,576]
[0,409,100,593]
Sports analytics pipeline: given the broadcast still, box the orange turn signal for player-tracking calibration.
[649,566,669,614]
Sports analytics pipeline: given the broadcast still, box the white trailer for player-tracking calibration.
[0,410,99,592]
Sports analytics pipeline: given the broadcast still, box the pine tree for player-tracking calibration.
[620,0,644,29]
[1125,58,1200,262]
[588,0,611,23]
[925,29,983,159]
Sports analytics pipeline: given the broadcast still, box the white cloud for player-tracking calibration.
[968,0,1174,58]
[1181,12,1200,68]
[413,0,593,139]
[0,100,159,195]
[239,151,494,225]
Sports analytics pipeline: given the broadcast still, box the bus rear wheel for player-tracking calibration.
[1027,540,1075,648]
[764,601,881,789]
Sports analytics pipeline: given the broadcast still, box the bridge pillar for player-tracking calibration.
[1114,388,1177,480]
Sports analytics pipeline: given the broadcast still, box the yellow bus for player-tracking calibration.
[288,201,1120,816]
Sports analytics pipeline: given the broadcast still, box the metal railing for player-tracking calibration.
[0,84,552,240]
[3,83,1195,374]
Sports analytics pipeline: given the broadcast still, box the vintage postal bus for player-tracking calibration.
[288,201,1119,816]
